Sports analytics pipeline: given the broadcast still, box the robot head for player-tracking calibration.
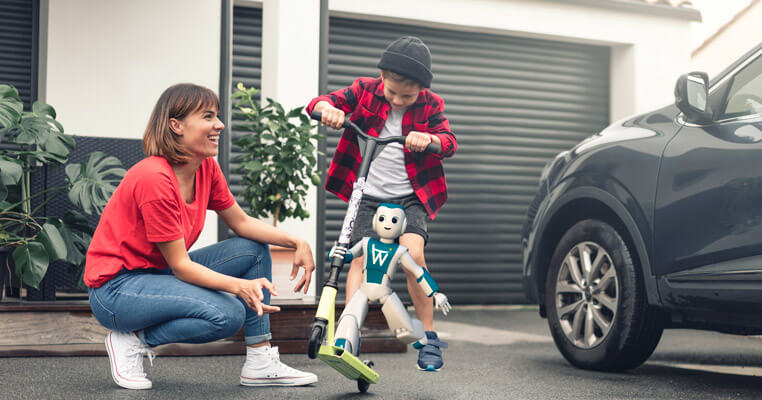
[372,203,407,240]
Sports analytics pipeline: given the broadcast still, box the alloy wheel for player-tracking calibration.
[554,241,619,349]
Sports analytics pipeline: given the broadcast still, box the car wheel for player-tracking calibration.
[545,219,664,371]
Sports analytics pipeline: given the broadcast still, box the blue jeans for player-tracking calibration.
[88,238,273,347]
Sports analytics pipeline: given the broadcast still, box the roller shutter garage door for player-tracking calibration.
[226,5,262,206]
[0,0,36,151]
[322,17,610,304]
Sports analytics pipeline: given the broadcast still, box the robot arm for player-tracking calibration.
[399,252,439,297]
[328,239,365,263]
[399,251,451,315]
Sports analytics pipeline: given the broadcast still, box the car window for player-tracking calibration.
[721,55,762,120]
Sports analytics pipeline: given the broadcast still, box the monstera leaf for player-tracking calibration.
[66,152,126,215]
[0,84,22,131]
[13,241,49,289]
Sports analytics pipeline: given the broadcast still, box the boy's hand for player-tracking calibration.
[316,101,345,130]
[406,131,441,153]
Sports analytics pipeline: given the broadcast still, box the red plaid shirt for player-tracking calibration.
[307,77,456,219]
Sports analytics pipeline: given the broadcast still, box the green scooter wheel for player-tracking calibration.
[307,325,323,359]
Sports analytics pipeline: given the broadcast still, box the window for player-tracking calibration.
[721,55,762,120]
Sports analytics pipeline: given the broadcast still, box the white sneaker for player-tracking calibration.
[240,346,318,387]
[105,331,155,390]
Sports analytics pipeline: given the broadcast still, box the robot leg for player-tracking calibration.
[380,292,426,345]
[335,290,369,355]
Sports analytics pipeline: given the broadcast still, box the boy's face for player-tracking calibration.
[381,76,422,111]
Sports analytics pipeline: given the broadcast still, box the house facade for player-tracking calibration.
[2,0,700,304]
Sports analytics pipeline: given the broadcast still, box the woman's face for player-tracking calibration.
[172,107,224,160]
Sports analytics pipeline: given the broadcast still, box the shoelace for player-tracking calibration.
[125,345,155,378]
[267,346,299,375]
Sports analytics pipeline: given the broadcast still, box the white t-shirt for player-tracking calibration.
[364,108,414,198]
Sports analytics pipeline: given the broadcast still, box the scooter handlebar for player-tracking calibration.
[310,111,441,154]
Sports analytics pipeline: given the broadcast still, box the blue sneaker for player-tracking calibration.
[415,331,448,371]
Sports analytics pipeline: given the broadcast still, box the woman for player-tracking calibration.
[85,83,317,390]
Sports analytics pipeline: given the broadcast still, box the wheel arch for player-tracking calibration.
[534,186,661,314]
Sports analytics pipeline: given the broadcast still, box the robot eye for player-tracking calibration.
[392,217,398,223]
[379,216,385,222]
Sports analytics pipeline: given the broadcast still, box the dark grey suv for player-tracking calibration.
[522,42,762,371]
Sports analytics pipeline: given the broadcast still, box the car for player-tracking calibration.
[521,42,762,371]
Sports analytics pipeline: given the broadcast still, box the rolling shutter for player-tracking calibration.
[323,17,610,304]
[0,0,36,150]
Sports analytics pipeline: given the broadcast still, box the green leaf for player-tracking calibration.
[310,174,321,186]
[0,84,23,130]
[243,160,264,173]
[13,241,49,289]
[37,223,67,262]
[0,156,23,186]
[66,152,125,215]
[32,101,56,119]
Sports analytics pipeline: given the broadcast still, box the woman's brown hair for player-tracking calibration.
[143,83,220,164]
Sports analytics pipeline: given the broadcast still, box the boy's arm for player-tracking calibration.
[426,94,457,159]
[306,77,366,116]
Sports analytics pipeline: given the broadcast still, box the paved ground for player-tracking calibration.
[3,306,762,399]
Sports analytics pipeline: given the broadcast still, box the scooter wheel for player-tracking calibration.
[307,325,323,359]
[357,360,374,393]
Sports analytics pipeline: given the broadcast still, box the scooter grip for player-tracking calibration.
[311,110,350,129]
[425,142,442,154]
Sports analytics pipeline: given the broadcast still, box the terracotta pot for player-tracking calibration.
[269,245,304,300]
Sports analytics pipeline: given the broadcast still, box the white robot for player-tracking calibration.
[329,203,451,356]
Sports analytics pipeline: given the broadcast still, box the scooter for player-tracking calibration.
[307,111,440,393]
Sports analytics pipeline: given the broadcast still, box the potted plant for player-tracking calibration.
[0,84,125,300]
[231,83,323,298]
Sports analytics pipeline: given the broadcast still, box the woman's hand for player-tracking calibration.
[291,239,315,294]
[235,278,281,316]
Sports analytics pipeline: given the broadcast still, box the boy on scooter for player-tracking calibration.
[306,36,457,371]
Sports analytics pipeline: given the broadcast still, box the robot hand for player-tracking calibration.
[328,242,353,263]
[433,292,451,316]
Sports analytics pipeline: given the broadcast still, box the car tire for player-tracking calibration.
[545,219,664,371]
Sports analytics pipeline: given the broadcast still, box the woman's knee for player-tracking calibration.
[209,295,246,338]
[227,237,270,258]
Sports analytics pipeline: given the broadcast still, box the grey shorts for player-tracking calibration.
[349,194,429,247]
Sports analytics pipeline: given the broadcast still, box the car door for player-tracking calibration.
[654,52,762,312]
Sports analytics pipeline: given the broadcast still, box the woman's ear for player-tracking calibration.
[169,118,183,135]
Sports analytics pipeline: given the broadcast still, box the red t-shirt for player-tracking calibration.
[84,156,235,288]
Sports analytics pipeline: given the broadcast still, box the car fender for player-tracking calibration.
[532,178,661,308]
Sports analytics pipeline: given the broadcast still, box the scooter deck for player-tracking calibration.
[318,345,379,384]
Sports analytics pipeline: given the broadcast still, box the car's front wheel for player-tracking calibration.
[545,219,664,371]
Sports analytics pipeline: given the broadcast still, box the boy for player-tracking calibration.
[306,36,456,371]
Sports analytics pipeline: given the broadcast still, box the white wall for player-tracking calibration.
[330,0,695,121]
[44,0,222,249]
[691,1,761,79]
[260,0,321,298]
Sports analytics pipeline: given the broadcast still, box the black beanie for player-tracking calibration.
[377,36,432,88]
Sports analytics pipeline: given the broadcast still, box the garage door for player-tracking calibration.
[321,16,610,304]
[1,0,37,151]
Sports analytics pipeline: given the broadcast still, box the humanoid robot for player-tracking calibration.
[329,203,451,357]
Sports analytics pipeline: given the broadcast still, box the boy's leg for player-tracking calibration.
[346,256,364,300]
[399,233,434,331]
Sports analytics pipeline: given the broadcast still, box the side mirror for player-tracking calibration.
[675,71,712,124]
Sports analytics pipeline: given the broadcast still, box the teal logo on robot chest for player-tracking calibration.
[366,239,397,282]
